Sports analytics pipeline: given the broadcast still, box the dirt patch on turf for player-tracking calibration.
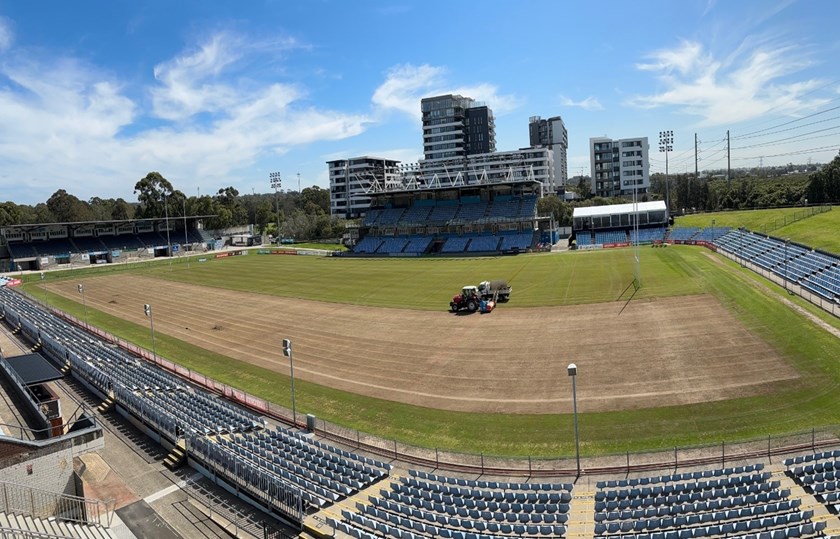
[45,275,799,414]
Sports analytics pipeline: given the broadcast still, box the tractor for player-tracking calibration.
[449,286,482,313]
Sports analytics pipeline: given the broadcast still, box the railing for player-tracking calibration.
[0,528,74,539]
[0,480,115,528]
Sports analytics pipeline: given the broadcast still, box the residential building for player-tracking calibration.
[589,136,650,198]
[421,94,496,162]
[327,157,401,218]
[529,115,568,190]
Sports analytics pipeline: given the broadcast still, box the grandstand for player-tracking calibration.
[348,180,546,256]
[0,217,218,272]
[713,228,840,302]
[571,201,667,249]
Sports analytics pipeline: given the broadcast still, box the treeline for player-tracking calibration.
[0,171,346,241]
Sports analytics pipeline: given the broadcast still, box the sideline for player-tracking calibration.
[702,251,840,339]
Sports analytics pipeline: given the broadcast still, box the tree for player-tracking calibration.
[0,201,22,226]
[111,198,134,221]
[134,172,174,218]
[255,200,273,234]
[299,186,330,214]
[46,189,93,222]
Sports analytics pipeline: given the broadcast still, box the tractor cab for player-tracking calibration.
[461,285,478,298]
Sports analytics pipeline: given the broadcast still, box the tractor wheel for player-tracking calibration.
[467,300,478,312]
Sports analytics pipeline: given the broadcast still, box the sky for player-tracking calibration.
[0,0,838,205]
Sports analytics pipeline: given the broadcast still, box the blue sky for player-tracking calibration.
[0,0,838,205]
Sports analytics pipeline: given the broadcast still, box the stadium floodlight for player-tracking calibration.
[77,284,88,327]
[270,172,282,241]
[144,303,157,363]
[567,363,581,476]
[659,130,674,215]
[282,338,297,426]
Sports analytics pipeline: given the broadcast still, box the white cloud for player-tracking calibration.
[559,95,604,111]
[0,16,12,53]
[372,63,520,119]
[628,39,828,127]
[0,30,371,203]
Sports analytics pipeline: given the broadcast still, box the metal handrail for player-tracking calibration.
[0,480,115,528]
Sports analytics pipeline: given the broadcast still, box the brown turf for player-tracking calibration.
[44,275,799,414]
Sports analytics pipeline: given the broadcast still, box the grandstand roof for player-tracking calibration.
[5,353,63,386]
[572,200,666,219]
[1,216,216,230]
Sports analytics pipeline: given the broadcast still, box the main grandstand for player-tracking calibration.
[346,165,551,256]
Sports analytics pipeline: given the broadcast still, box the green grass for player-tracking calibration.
[675,206,830,235]
[119,248,704,310]
[773,209,840,255]
[31,246,840,457]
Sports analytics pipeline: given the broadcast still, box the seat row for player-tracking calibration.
[597,464,765,489]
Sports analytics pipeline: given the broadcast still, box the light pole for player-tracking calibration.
[568,363,580,476]
[144,304,157,363]
[297,172,301,194]
[163,192,172,263]
[283,338,297,427]
[77,284,88,327]
[270,172,282,243]
[40,272,45,304]
[659,130,674,217]
[739,227,745,268]
[784,239,790,292]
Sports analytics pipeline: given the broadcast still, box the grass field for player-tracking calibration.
[25,244,840,457]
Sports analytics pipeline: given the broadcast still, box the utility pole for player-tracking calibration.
[694,133,699,180]
[726,130,731,187]
[297,172,301,194]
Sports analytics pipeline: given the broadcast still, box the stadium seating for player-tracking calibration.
[667,227,701,241]
[466,235,501,252]
[354,236,383,254]
[595,230,628,245]
[630,227,666,244]
[576,233,594,246]
[500,232,534,251]
[713,229,840,301]
[441,236,471,253]
[376,237,409,254]
[399,206,433,225]
[404,236,433,254]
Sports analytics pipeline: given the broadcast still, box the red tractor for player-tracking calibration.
[450,285,482,313]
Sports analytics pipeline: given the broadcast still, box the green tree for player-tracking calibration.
[134,172,174,218]
[111,198,134,221]
[46,189,93,222]
[0,201,22,226]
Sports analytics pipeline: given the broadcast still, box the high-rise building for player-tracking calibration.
[589,136,650,198]
[529,116,568,190]
[421,94,496,162]
[327,156,401,218]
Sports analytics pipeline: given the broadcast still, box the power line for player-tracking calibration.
[733,113,840,140]
[731,144,840,161]
[727,78,840,135]
[732,124,840,150]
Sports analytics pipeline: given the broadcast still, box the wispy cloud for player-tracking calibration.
[0,28,370,203]
[0,16,13,53]
[627,39,828,127]
[559,95,603,111]
[372,63,520,120]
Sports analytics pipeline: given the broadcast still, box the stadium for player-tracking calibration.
[2,166,840,539]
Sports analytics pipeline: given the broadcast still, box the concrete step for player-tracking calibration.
[96,396,115,414]
[0,510,115,539]
[163,445,187,470]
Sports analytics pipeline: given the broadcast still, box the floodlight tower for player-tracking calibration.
[659,130,674,216]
